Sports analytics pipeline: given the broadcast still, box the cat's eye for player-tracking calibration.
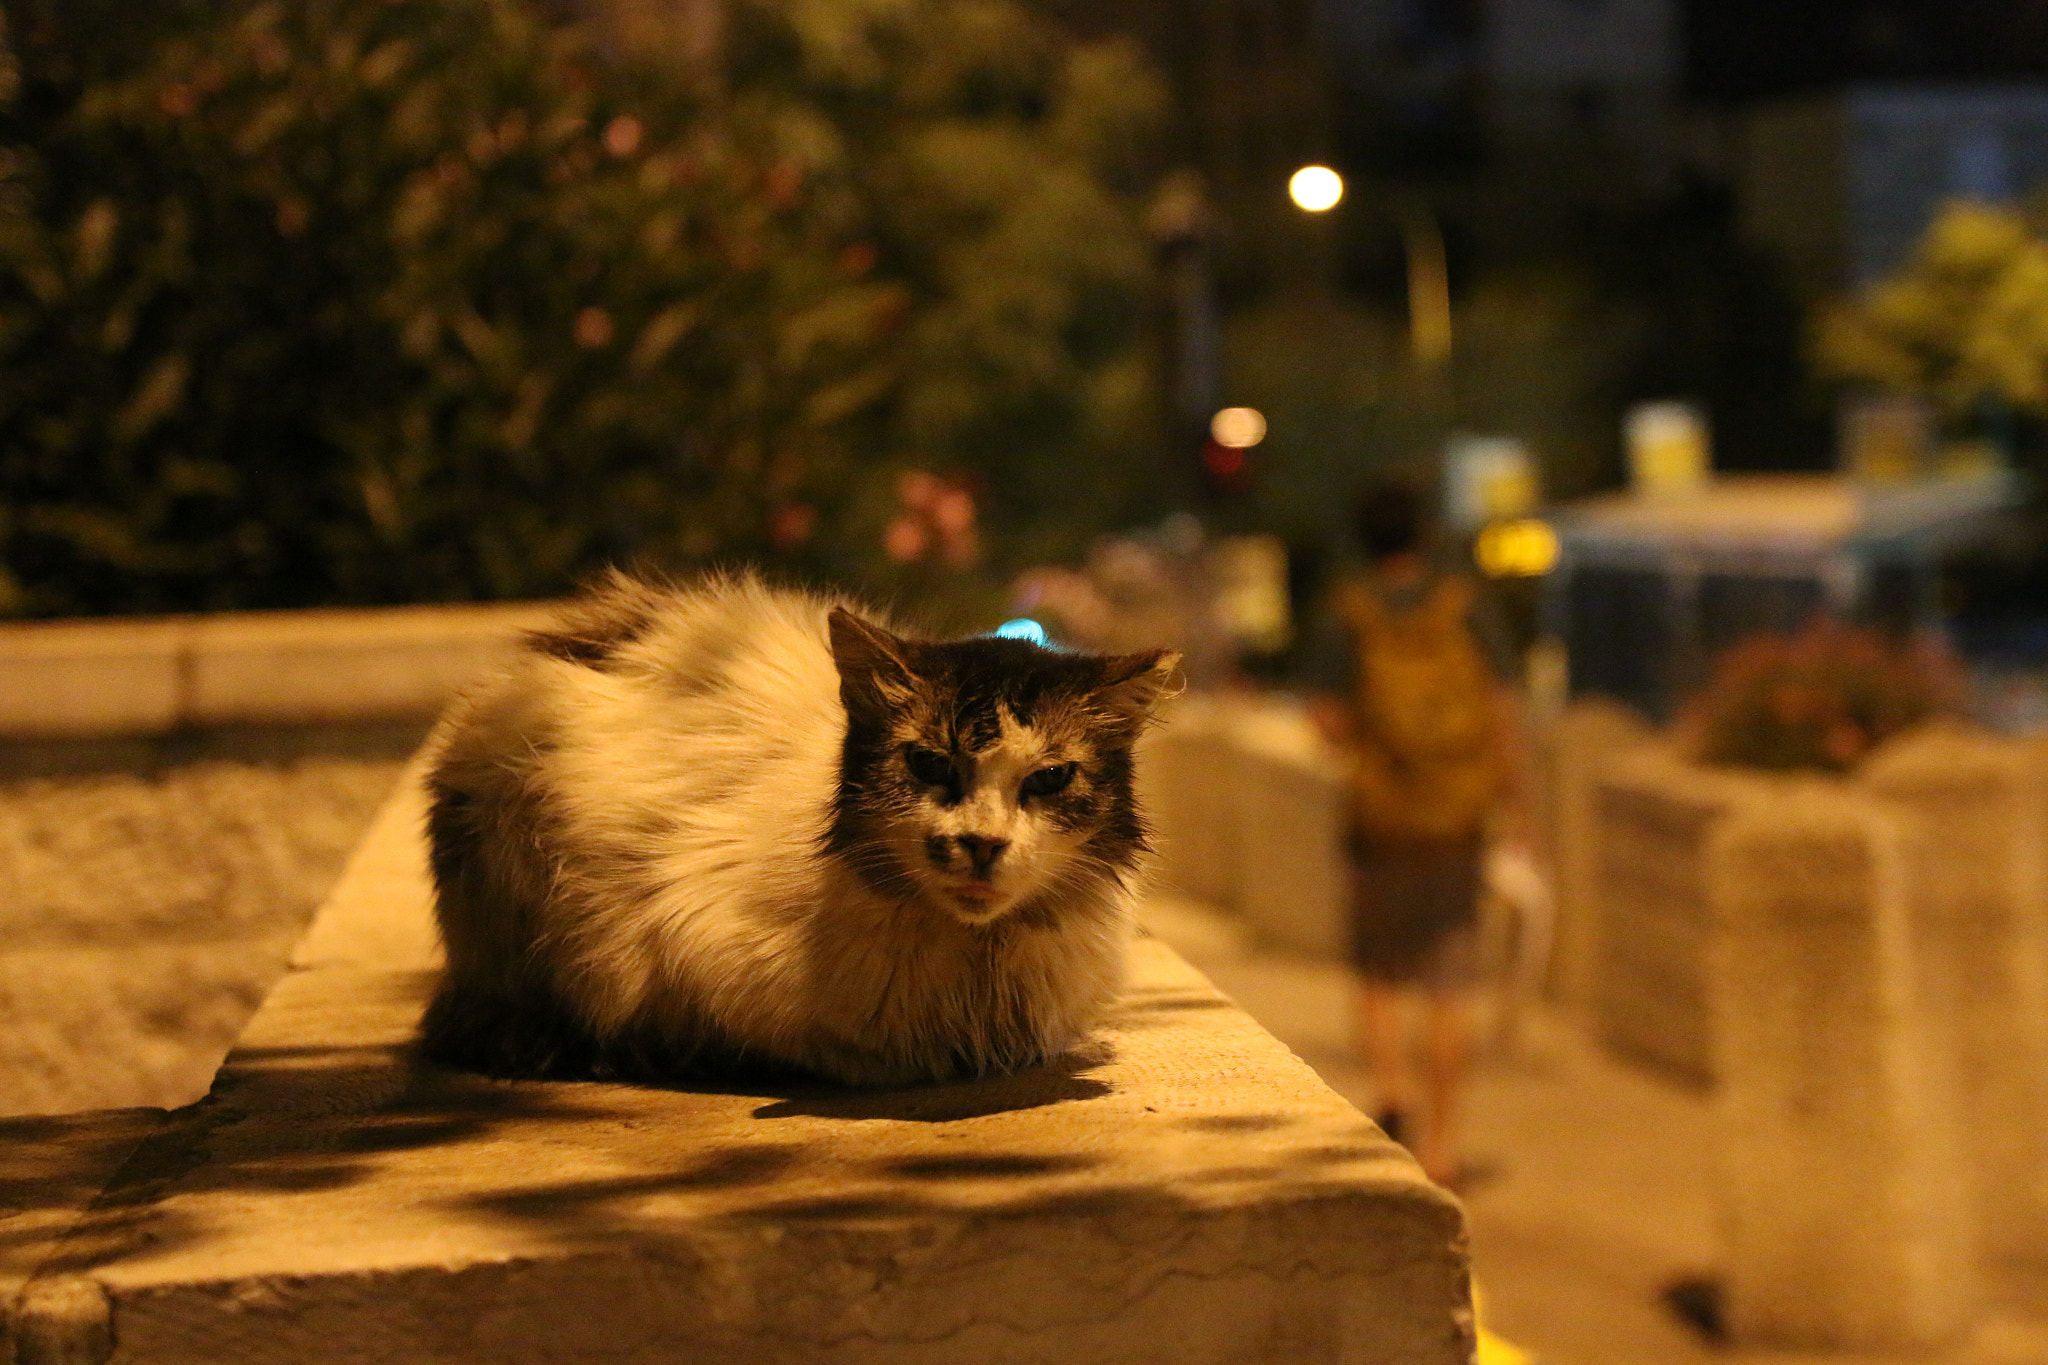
[1020,762,1075,798]
[905,746,955,786]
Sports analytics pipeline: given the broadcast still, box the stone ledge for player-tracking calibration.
[0,601,557,738]
[6,765,1473,1365]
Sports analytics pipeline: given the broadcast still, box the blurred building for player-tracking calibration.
[1481,0,1681,179]
[1740,86,2048,300]
[1549,473,2015,719]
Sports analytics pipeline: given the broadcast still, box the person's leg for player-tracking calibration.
[1355,978,1416,1142]
[1417,986,1475,1185]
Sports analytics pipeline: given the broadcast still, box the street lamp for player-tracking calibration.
[1288,165,1343,213]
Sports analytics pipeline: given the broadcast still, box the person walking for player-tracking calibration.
[1305,479,1524,1187]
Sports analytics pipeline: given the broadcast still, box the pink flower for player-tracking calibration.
[884,516,927,563]
[603,115,643,158]
[769,503,817,549]
[930,485,974,536]
[573,307,615,348]
[897,470,941,513]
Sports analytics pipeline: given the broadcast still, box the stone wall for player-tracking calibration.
[1560,714,2048,1346]
[1708,791,1977,1351]
[1139,695,1351,958]
[1862,727,2048,1276]
[1538,699,1650,1018]
[4,763,1476,1365]
[1587,747,1752,1087]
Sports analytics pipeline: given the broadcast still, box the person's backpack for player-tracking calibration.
[1337,574,1503,842]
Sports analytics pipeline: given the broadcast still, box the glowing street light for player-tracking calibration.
[1209,406,1267,449]
[1474,518,1561,579]
[1288,165,1343,213]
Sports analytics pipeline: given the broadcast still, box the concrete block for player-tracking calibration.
[1707,790,1977,1351]
[1542,700,1650,1017]
[184,602,554,727]
[1227,701,1350,959]
[1862,726,2048,1270]
[1137,697,1243,908]
[0,619,183,738]
[1589,745,1751,1086]
[0,1108,161,1363]
[9,768,1473,1365]
[0,602,555,739]
[1140,697,1351,959]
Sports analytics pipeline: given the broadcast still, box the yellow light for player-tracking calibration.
[1209,406,1267,449]
[1475,518,1559,578]
[1288,165,1344,212]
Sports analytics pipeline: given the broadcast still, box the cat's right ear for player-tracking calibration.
[829,608,917,715]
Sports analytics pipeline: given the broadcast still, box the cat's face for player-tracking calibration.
[828,610,1177,926]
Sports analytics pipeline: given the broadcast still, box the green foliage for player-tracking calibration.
[1814,200,2048,419]
[0,0,1164,616]
[1680,620,1960,773]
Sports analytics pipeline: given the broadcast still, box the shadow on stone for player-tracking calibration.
[470,1145,812,1222]
[750,1047,1116,1123]
[1176,1113,1295,1134]
[1662,1273,1727,1344]
[881,1152,1099,1180]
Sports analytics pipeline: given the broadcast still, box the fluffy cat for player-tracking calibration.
[421,570,1178,1087]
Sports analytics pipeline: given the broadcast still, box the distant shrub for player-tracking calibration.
[1680,619,1962,773]
[1814,200,2048,418]
[0,0,1163,617]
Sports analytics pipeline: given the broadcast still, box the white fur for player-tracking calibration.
[427,575,1139,1085]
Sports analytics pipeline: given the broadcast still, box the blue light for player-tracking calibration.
[992,618,1051,647]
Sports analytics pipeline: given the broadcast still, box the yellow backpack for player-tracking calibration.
[1338,574,1504,843]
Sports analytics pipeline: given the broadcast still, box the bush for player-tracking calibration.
[1680,618,1961,773]
[0,0,1164,617]
[1813,200,2048,419]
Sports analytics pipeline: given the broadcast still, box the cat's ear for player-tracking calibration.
[1094,649,1182,723]
[829,607,918,714]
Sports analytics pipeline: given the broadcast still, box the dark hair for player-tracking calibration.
[1353,480,1426,562]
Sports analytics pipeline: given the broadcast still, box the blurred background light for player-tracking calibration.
[1474,518,1560,579]
[1209,406,1267,449]
[1287,165,1343,212]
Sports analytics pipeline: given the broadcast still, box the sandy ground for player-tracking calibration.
[0,751,407,1117]
[1140,894,2048,1365]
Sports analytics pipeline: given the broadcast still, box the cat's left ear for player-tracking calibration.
[829,608,919,713]
[1095,649,1182,723]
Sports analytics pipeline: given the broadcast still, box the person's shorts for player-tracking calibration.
[1347,830,1484,991]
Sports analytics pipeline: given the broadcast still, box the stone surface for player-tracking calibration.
[9,766,1472,1365]
[1152,890,2048,1365]
[0,620,185,738]
[1589,745,1750,1087]
[1540,701,1649,1018]
[0,1108,161,1361]
[0,602,554,738]
[1140,695,1350,959]
[1138,697,1246,909]
[1707,789,1977,1352]
[1222,702,1350,960]
[1862,727,2048,1275]
[0,757,405,1116]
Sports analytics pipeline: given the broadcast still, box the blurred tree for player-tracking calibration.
[0,0,1165,618]
[1816,200,2048,423]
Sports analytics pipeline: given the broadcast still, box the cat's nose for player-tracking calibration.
[956,835,1008,877]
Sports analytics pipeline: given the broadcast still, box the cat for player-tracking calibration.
[420,569,1179,1087]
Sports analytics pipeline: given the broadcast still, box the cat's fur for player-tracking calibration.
[421,570,1178,1086]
